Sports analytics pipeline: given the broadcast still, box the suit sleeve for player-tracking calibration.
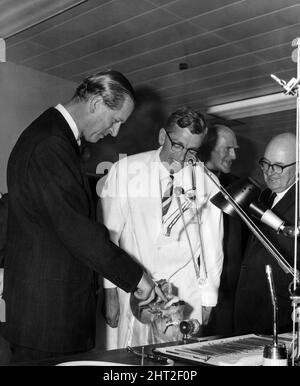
[99,160,128,289]
[27,137,143,293]
[0,194,8,268]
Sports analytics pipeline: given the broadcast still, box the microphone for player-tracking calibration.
[187,159,197,191]
[249,201,299,237]
[249,202,285,233]
[179,319,200,341]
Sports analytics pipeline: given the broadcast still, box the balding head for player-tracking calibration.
[216,124,235,137]
[206,125,239,174]
[261,133,296,193]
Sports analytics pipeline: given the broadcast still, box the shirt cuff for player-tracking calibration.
[200,287,218,306]
[103,278,117,289]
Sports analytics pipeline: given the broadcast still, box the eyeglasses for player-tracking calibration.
[164,129,198,157]
[258,158,296,174]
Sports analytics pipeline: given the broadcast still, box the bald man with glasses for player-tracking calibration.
[234,133,299,336]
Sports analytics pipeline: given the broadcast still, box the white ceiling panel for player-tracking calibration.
[29,0,157,48]
[0,0,87,38]
[147,0,179,6]
[164,0,239,19]
[3,0,300,166]
[233,23,300,52]
[46,59,97,78]
[6,40,48,63]
[6,0,110,45]
[141,52,264,92]
[22,50,84,72]
[212,5,300,42]
[191,0,300,31]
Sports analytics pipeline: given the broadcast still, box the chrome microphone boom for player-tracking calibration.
[191,157,299,282]
[188,159,208,281]
[174,186,200,280]
[266,265,278,347]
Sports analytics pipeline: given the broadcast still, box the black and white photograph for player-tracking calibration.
[0,0,299,371]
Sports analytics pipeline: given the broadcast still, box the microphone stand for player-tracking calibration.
[165,200,192,237]
[266,265,278,348]
[189,160,208,283]
[174,187,200,281]
[262,265,287,366]
[290,286,300,365]
[271,37,300,365]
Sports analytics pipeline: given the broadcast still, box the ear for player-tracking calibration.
[158,128,166,146]
[89,95,104,114]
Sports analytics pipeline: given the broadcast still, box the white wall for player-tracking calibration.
[0,61,76,192]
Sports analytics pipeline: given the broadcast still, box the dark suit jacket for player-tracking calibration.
[2,108,143,352]
[207,173,248,335]
[234,185,299,335]
[0,193,8,268]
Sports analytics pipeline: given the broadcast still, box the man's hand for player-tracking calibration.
[102,287,120,328]
[134,272,167,306]
[202,305,213,326]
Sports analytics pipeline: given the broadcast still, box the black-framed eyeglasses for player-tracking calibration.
[164,129,198,157]
[258,158,296,174]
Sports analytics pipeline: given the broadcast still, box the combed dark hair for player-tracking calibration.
[198,124,220,162]
[73,70,135,110]
[165,106,207,135]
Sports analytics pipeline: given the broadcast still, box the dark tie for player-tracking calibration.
[268,192,277,207]
[162,174,174,222]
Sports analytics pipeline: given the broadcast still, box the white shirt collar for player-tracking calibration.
[158,147,180,181]
[272,183,295,208]
[159,159,171,181]
[55,104,81,144]
[157,147,192,183]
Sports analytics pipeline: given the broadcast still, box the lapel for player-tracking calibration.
[272,183,296,217]
[51,108,94,218]
[126,150,162,235]
[50,107,81,156]
[147,151,162,232]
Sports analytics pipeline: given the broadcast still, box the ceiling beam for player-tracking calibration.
[207,92,296,120]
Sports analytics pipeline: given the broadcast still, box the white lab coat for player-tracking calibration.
[99,149,223,349]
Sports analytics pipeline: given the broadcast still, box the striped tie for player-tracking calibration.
[162,174,174,222]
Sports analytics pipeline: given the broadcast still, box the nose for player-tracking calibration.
[178,150,188,162]
[229,148,236,160]
[266,165,277,176]
[110,122,122,137]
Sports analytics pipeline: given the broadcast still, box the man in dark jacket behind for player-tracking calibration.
[199,124,248,335]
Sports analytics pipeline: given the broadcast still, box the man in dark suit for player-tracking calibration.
[234,133,298,335]
[0,194,10,364]
[199,124,248,336]
[2,70,164,363]
[0,193,8,268]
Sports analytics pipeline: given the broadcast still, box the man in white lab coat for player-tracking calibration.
[99,107,224,349]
